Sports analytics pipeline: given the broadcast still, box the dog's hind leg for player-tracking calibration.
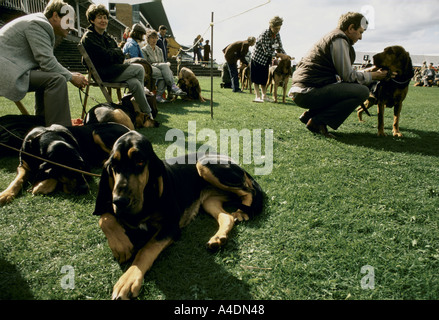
[202,194,235,250]
[0,164,29,205]
[197,161,254,222]
[377,103,387,137]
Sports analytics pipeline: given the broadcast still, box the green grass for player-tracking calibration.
[0,78,438,300]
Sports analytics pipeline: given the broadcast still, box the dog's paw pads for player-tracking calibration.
[206,236,228,251]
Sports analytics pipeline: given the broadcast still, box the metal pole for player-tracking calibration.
[210,12,214,119]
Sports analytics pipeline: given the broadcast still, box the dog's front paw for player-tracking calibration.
[100,214,134,263]
[0,191,14,206]
[32,179,58,195]
[377,131,387,137]
[108,235,133,263]
[393,131,403,137]
[112,266,144,300]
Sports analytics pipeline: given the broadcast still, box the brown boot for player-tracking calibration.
[306,118,336,139]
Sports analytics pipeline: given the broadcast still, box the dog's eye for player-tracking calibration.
[136,161,146,168]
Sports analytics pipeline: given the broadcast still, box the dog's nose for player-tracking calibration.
[113,196,130,209]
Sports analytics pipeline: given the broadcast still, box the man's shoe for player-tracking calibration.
[299,111,311,124]
[306,118,336,139]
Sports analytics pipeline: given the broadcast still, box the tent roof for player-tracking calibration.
[138,0,174,37]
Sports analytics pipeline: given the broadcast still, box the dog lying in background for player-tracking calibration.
[85,94,159,130]
[176,67,206,102]
[93,131,264,299]
[357,46,414,137]
[0,123,130,205]
[267,58,292,103]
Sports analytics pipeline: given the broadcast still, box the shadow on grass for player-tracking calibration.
[336,128,439,158]
[116,213,254,300]
[0,258,34,299]
[117,197,271,300]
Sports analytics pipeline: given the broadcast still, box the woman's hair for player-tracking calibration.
[130,24,146,41]
[85,4,109,24]
[338,12,368,31]
[43,0,70,19]
[147,30,159,39]
[269,16,283,28]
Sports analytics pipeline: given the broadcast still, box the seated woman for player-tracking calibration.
[141,30,186,103]
[80,4,154,118]
[122,23,147,59]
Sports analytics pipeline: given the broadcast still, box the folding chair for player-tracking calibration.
[0,97,30,115]
[78,43,128,118]
[14,101,29,115]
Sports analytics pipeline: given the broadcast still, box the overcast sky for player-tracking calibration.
[162,0,439,64]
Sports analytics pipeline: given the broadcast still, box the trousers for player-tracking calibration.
[151,63,175,96]
[112,64,152,115]
[294,82,369,130]
[29,70,71,126]
[227,62,240,92]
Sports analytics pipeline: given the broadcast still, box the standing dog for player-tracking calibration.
[239,63,252,93]
[267,58,292,103]
[176,67,206,102]
[93,131,264,299]
[357,46,414,137]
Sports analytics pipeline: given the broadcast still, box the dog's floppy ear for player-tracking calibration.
[93,162,114,216]
[143,139,165,178]
[403,51,414,78]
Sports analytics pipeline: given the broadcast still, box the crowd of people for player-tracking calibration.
[1,0,412,139]
[413,61,439,87]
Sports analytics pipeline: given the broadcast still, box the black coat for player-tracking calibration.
[80,25,129,81]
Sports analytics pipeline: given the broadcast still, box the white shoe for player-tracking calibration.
[263,96,274,102]
[156,96,168,103]
[253,97,264,103]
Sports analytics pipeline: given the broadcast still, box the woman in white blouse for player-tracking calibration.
[141,30,186,102]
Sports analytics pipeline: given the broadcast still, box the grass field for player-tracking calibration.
[0,77,438,300]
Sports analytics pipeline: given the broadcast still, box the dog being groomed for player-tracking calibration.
[357,45,414,137]
[93,131,264,300]
[267,58,292,103]
[0,123,130,205]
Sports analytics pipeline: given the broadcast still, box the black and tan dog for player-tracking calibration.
[93,131,264,299]
[0,123,130,205]
[357,46,414,137]
[85,94,159,130]
[176,67,206,102]
[267,58,292,103]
